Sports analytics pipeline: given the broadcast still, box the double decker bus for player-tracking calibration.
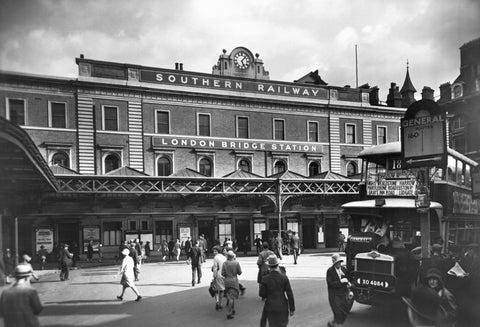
[341,141,479,305]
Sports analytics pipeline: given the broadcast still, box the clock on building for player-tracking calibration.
[234,52,250,69]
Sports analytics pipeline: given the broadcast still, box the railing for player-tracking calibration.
[56,176,360,195]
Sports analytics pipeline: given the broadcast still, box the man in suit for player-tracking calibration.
[58,243,73,281]
[291,232,300,264]
[326,253,351,327]
[259,254,295,327]
[188,240,203,286]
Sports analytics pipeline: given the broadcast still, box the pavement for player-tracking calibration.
[0,249,411,327]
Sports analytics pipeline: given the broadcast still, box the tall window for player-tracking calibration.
[49,102,66,128]
[157,156,172,176]
[103,106,118,131]
[254,222,266,238]
[308,121,319,142]
[199,157,212,176]
[346,124,356,144]
[156,111,170,134]
[103,221,122,246]
[7,98,26,125]
[155,221,173,244]
[308,161,320,177]
[347,161,358,177]
[377,126,387,145]
[104,153,120,173]
[198,113,211,136]
[274,160,286,174]
[219,223,232,245]
[237,117,249,138]
[238,159,251,172]
[51,151,69,167]
[274,119,285,140]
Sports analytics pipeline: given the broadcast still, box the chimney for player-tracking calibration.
[369,86,379,105]
[421,86,434,100]
[439,82,452,103]
[175,62,179,70]
[387,83,402,107]
[80,54,84,59]
[179,63,183,70]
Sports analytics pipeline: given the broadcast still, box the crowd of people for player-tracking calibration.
[1,233,479,327]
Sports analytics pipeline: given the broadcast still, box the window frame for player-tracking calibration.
[102,105,119,131]
[273,159,287,174]
[155,109,170,134]
[237,157,252,172]
[6,97,27,126]
[308,160,321,177]
[48,101,67,128]
[345,123,357,144]
[197,113,211,136]
[102,151,122,174]
[198,156,213,177]
[346,161,358,177]
[273,118,285,140]
[236,116,249,139]
[307,121,319,142]
[376,125,387,145]
[156,154,173,176]
[50,150,70,168]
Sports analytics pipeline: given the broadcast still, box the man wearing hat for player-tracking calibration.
[326,253,351,327]
[58,243,73,281]
[259,254,295,327]
[0,264,43,327]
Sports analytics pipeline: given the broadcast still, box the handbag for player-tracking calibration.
[208,280,217,297]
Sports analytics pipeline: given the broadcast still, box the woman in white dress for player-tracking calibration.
[211,246,226,310]
[117,248,142,301]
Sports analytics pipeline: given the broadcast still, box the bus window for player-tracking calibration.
[465,164,471,187]
[457,160,464,185]
[447,156,456,182]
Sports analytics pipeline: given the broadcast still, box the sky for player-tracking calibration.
[0,0,479,102]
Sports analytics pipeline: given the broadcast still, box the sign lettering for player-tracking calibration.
[141,70,330,100]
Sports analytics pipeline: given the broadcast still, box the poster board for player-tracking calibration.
[36,228,54,253]
[83,226,100,252]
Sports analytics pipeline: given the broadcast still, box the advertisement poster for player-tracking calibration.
[36,229,54,253]
[179,227,191,243]
[83,226,100,252]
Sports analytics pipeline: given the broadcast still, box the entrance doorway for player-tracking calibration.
[235,219,251,252]
[198,220,214,252]
[301,218,316,248]
[324,217,339,248]
[58,223,80,259]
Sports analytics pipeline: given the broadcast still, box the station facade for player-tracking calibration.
[0,47,408,257]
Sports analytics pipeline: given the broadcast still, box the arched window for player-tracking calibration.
[274,160,286,174]
[238,159,251,172]
[104,153,120,173]
[51,151,69,167]
[199,157,212,177]
[347,161,358,177]
[157,157,172,176]
[308,161,320,177]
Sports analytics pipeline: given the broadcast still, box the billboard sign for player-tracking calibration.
[401,100,446,169]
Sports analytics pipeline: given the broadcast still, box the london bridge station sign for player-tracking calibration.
[140,70,330,100]
[152,136,324,154]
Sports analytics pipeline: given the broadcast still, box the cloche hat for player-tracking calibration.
[121,248,130,256]
[331,253,343,265]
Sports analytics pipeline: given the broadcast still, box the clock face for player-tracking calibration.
[234,52,250,69]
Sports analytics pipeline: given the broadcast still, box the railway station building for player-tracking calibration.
[0,46,413,258]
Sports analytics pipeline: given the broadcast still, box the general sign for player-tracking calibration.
[401,100,446,169]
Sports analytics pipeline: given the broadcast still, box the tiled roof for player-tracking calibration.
[50,165,80,175]
[223,169,263,178]
[268,170,308,179]
[170,168,207,177]
[105,166,148,176]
